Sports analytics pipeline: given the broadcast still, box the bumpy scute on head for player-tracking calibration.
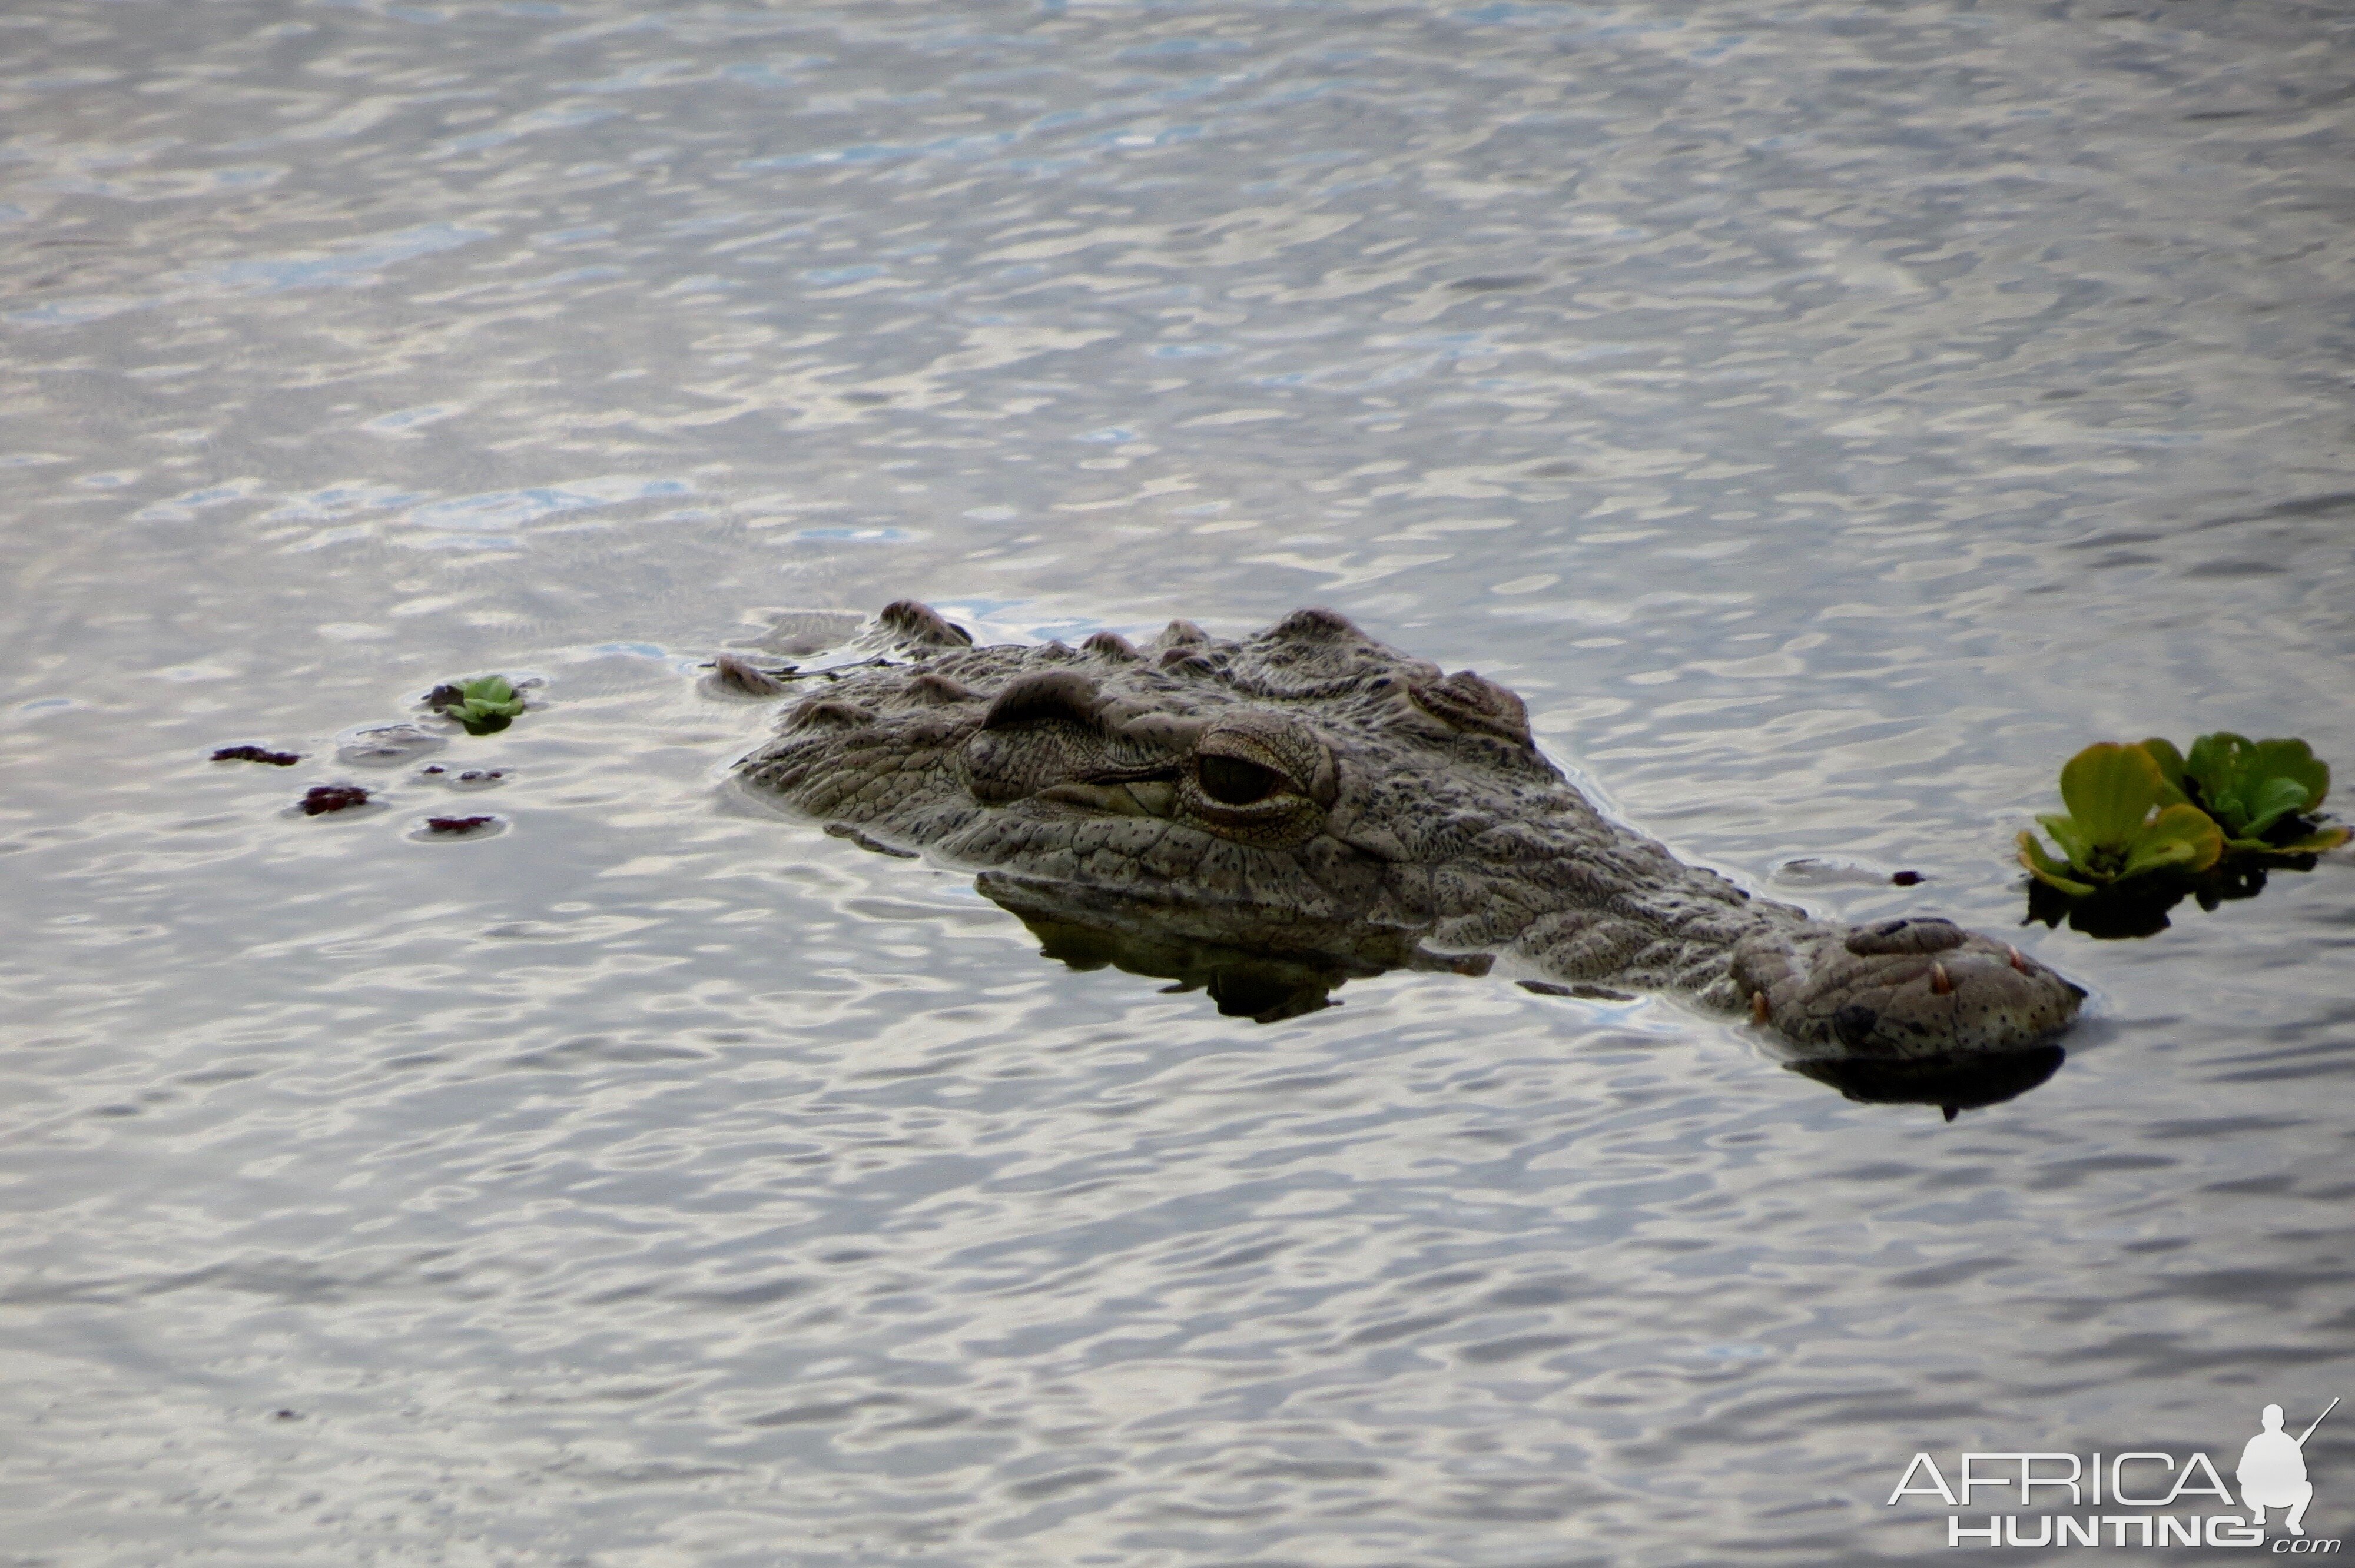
[792,698,877,731]
[908,672,978,705]
[982,669,1104,732]
[1266,607,1375,646]
[1409,670,1534,749]
[709,654,792,697]
[877,600,973,649]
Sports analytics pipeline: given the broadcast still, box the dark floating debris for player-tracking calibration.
[1771,857,1915,889]
[423,765,445,775]
[213,744,301,766]
[424,815,495,835]
[273,1410,301,1421]
[301,785,370,816]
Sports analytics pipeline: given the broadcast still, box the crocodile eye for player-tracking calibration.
[1175,719,1331,848]
[1199,753,1282,806]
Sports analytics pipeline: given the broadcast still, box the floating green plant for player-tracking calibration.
[427,675,526,735]
[2017,743,2224,897]
[2143,733,2347,855]
[2019,732,2345,900]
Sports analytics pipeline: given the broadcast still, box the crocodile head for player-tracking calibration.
[734,602,2084,1072]
[737,603,1593,963]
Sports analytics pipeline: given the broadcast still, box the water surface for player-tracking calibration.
[5,1,2353,1562]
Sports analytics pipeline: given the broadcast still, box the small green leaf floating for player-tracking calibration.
[2019,732,2347,898]
[427,675,527,736]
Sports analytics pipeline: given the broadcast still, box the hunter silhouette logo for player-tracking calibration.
[2241,1399,2334,1537]
[1886,1397,2340,1550]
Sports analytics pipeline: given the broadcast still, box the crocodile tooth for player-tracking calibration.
[1929,962,1953,995]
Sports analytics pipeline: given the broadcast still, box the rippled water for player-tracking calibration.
[6,2,2354,1562]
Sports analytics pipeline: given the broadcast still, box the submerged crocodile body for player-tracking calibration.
[732,602,2082,1094]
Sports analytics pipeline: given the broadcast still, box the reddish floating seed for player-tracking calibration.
[301,785,369,816]
[213,745,300,766]
[424,815,494,834]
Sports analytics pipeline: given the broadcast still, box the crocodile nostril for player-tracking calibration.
[1845,918,1968,956]
[1832,1004,1882,1049]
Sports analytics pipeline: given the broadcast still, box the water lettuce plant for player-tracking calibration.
[2143,733,2347,854]
[2019,732,2345,898]
[427,675,527,735]
[2016,743,2223,897]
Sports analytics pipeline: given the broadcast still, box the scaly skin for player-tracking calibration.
[734,602,2084,1059]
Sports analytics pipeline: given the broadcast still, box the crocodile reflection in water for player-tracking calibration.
[2025,856,2310,941]
[984,872,1377,1026]
[981,870,2065,1115]
[729,602,2085,1112]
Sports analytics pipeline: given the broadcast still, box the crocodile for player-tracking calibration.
[730,601,2083,1095]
